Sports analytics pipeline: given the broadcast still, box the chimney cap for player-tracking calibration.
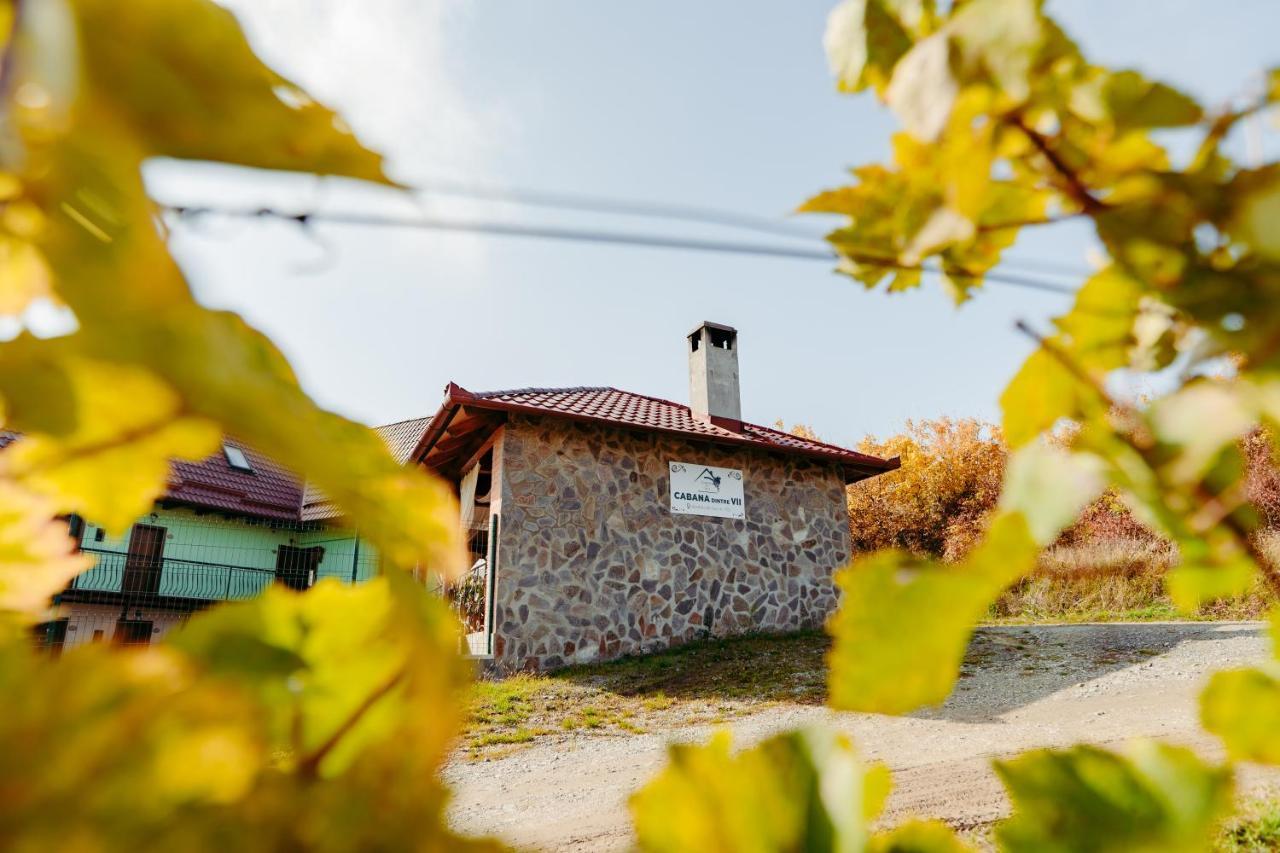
[688,320,737,338]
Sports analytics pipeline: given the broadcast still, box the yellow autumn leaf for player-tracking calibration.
[0,483,90,616]
[0,357,221,533]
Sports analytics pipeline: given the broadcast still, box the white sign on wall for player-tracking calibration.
[669,461,745,519]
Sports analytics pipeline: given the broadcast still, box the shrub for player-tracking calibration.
[847,418,1006,558]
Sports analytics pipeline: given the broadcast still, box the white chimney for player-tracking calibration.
[688,321,741,429]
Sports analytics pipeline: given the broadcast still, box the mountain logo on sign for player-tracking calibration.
[694,468,722,493]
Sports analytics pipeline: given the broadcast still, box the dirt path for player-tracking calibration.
[445,622,1280,850]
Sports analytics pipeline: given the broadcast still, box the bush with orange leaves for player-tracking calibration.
[846,418,1006,559]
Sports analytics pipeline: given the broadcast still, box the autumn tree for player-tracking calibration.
[847,418,1005,557]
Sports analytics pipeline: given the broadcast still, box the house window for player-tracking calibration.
[224,444,253,472]
[32,619,68,656]
[66,514,85,550]
[114,620,153,646]
[275,545,324,591]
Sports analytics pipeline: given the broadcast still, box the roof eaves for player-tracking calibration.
[443,386,896,472]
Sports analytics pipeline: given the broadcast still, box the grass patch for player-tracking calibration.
[988,538,1271,624]
[1218,799,1280,851]
[461,631,828,758]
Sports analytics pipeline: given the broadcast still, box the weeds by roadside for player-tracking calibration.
[462,539,1273,761]
[1217,799,1280,851]
[990,538,1272,624]
[462,631,827,759]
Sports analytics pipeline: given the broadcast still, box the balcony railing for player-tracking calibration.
[66,548,294,605]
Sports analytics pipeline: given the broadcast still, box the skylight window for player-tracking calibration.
[224,444,253,472]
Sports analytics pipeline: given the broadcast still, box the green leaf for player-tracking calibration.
[903,206,973,265]
[999,443,1105,546]
[0,357,221,534]
[0,635,268,846]
[995,742,1234,853]
[630,726,891,853]
[999,348,1087,448]
[71,0,396,183]
[1149,381,1255,486]
[1201,666,1280,765]
[886,32,957,141]
[1102,71,1203,132]
[827,513,1038,714]
[1054,267,1143,372]
[0,483,91,617]
[170,574,463,776]
[947,0,1043,103]
[825,0,912,95]
[1229,167,1280,262]
[1166,560,1256,612]
[870,819,974,853]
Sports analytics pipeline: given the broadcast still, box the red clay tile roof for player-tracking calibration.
[166,439,303,522]
[300,417,432,521]
[416,384,897,479]
[375,416,433,464]
[0,420,432,524]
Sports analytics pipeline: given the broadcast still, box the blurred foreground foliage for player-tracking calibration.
[0,0,486,848]
[634,0,1280,849]
[5,0,1280,850]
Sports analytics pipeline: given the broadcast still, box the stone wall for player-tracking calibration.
[493,413,851,670]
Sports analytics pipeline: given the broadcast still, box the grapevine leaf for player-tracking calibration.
[886,32,957,141]
[1149,381,1255,486]
[870,819,975,853]
[827,513,1037,714]
[999,348,1087,448]
[1228,167,1280,262]
[0,358,221,534]
[630,726,890,853]
[1054,267,1143,372]
[0,637,267,847]
[71,0,395,182]
[825,0,912,95]
[0,235,55,316]
[0,484,91,616]
[999,443,1105,546]
[171,572,465,776]
[1102,71,1203,132]
[947,0,1043,103]
[1166,560,1256,612]
[994,742,1233,853]
[1201,667,1280,765]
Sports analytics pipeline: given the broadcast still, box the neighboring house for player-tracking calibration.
[17,432,389,651]
[22,322,898,667]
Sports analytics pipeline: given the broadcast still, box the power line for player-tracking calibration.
[413,179,823,241]
[411,178,1092,278]
[167,204,1080,296]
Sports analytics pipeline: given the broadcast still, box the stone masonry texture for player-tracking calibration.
[493,413,852,671]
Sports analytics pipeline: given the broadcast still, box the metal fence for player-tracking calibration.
[32,506,498,656]
[34,507,379,653]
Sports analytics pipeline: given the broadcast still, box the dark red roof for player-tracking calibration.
[375,416,433,464]
[300,417,431,521]
[413,384,897,481]
[166,439,303,521]
[0,421,433,524]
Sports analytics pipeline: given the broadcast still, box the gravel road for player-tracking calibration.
[445,622,1279,850]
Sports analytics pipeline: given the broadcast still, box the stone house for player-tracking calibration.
[411,322,898,670]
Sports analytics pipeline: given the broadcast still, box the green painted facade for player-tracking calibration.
[71,505,379,603]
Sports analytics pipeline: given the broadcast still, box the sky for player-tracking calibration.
[152,0,1280,450]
